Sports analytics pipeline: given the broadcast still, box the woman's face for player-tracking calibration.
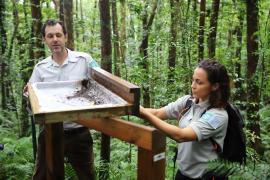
[191,67,212,102]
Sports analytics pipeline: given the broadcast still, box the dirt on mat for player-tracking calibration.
[66,79,122,105]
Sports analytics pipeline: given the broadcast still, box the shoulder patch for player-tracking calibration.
[89,60,99,68]
[201,112,221,129]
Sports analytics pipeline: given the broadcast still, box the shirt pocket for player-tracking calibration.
[41,74,57,82]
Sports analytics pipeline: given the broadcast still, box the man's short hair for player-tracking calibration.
[41,19,67,37]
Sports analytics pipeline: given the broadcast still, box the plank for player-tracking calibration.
[34,105,132,124]
[76,117,166,151]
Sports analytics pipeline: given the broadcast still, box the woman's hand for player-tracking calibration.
[139,105,148,119]
[139,106,197,142]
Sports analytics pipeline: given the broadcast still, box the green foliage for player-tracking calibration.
[1,0,270,179]
[207,159,270,180]
[259,105,270,161]
[65,163,77,180]
[0,135,34,180]
[206,105,270,180]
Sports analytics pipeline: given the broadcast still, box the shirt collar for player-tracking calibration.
[47,48,78,67]
[66,48,79,63]
[195,98,210,108]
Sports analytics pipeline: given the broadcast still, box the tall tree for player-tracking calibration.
[64,0,74,50]
[100,0,112,71]
[119,0,127,77]
[233,3,245,103]
[59,0,64,22]
[0,0,17,112]
[25,0,44,137]
[207,0,220,58]
[167,0,179,85]
[198,0,206,61]
[246,0,263,155]
[0,0,7,109]
[111,0,121,76]
[75,0,79,39]
[52,0,60,14]
[139,0,158,108]
[19,0,31,137]
[99,0,112,179]
[80,0,86,42]
[29,0,44,63]
[4,0,19,113]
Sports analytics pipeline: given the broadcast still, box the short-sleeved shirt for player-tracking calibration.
[29,48,99,129]
[165,95,228,179]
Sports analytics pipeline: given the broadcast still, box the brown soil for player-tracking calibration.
[66,79,121,105]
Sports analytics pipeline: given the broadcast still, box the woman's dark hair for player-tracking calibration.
[197,59,230,108]
[41,19,67,37]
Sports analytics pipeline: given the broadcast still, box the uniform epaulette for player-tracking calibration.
[75,52,90,60]
[36,57,51,67]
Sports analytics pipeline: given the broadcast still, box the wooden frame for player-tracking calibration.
[27,67,140,124]
[29,68,166,179]
[77,117,166,179]
[42,117,166,180]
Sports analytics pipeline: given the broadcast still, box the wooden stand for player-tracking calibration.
[77,117,166,180]
[29,68,165,179]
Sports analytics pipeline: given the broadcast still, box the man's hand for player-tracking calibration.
[23,84,29,97]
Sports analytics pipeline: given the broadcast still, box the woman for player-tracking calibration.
[140,60,230,179]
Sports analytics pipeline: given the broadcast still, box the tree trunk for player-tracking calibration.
[27,0,45,137]
[52,0,60,14]
[75,0,79,40]
[139,0,158,108]
[59,0,64,22]
[80,0,86,42]
[246,0,264,155]
[207,0,220,58]
[19,0,31,137]
[99,0,112,179]
[0,0,7,110]
[167,0,179,85]
[233,5,245,104]
[119,0,127,77]
[29,0,44,62]
[111,0,121,76]
[5,0,19,113]
[99,0,112,72]
[64,0,74,50]
[198,0,206,61]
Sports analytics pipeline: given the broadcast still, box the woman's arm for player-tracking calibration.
[143,107,168,120]
[140,106,197,142]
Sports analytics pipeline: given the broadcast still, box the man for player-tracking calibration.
[27,19,97,179]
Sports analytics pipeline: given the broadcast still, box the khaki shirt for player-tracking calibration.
[165,95,228,178]
[29,49,99,129]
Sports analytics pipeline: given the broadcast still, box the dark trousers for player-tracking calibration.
[32,127,95,180]
[175,170,228,180]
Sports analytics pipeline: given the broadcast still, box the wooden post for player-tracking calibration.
[44,123,64,180]
[137,131,166,180]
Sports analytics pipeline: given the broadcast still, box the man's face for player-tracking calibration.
[43,23,67,54]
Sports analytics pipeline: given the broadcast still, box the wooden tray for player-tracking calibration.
[28,67,140,123]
